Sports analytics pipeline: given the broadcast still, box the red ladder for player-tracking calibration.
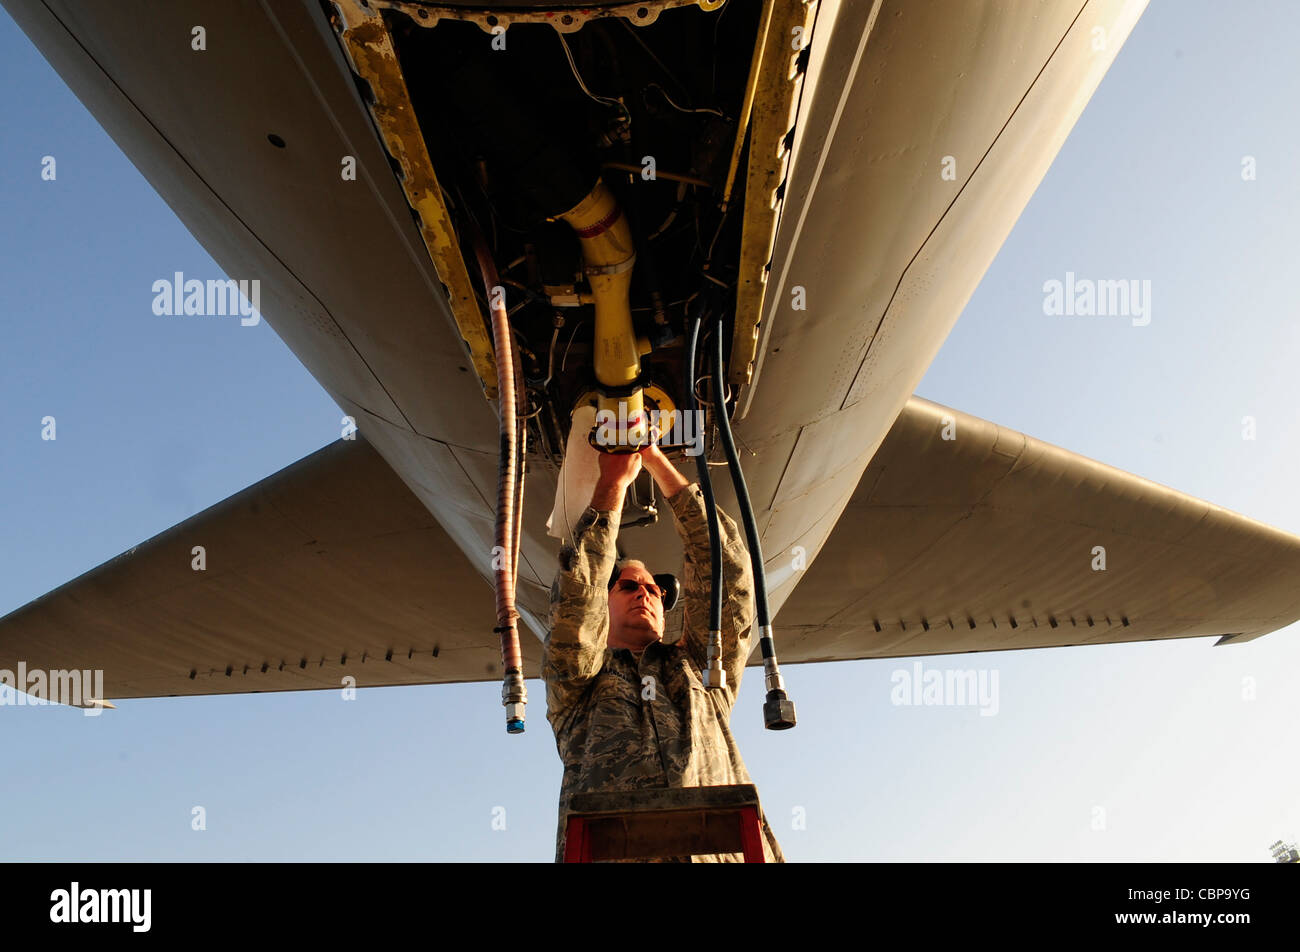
[563,783,767,862]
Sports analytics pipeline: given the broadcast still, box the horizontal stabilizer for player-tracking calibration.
[0,438,537,701]
[775,397,1300,661]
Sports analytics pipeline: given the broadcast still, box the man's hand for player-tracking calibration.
[597,449,642,487]
[639,443,690,499]
[591,449,642,511]
[586,433,691,511]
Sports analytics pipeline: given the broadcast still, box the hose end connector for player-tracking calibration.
[763,690,796,730]
[761,643,795,728]
[502,669,527,734]
[702,629,727,690]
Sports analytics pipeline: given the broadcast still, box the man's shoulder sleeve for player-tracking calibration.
[543,506,620,724]
[666,482,755,706]
[665,482,711,551]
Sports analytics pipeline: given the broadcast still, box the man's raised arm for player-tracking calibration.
[642,446,755,710]
[542,449,641,726]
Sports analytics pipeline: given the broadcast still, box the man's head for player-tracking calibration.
[607,558,664,651]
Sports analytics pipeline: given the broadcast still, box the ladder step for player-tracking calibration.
[563,784,766,862]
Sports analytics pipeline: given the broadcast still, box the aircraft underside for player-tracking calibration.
[5,0,1300,711]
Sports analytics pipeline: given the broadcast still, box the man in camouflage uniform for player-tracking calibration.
[543,442,785,862]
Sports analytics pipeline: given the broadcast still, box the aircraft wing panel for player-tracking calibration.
[0,438,532,701]
[773,397,1300,661]
[6,397,1297,703]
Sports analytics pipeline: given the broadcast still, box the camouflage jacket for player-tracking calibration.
[542,481,786,863]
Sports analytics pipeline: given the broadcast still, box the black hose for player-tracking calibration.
[685,306,723,637]
[710,324,769,626]
[710,319,796,730]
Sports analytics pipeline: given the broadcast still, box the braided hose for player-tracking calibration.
[470,225,527,734]
[511,330,526,586]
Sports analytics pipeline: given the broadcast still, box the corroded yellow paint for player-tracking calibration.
[732,0,819,390]
[335,1,498,400]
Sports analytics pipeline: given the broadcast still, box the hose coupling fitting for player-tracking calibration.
[702,629,727,691]
[502,668,527,734]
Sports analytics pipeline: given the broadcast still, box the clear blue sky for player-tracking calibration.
[2,1,1298,861]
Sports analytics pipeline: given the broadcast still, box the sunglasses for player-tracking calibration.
[614,578,664,600]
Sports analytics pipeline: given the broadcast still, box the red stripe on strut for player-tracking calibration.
[571,206,622,239]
